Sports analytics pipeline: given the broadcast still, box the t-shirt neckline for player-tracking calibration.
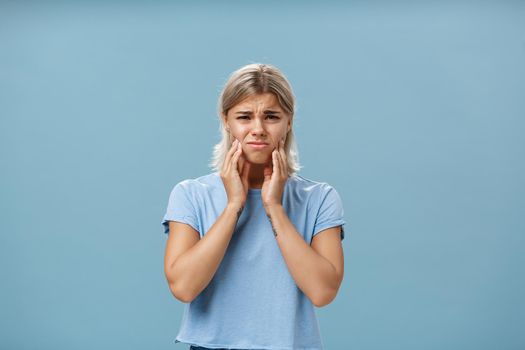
[248,188,261,196]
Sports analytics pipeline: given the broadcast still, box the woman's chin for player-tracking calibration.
[245,154,271,165]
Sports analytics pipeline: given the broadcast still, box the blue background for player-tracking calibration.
[1,1,524,349]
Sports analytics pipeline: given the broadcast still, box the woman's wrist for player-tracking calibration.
[226,202,245,220]
[263,202,283,214]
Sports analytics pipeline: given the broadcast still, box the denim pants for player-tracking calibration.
[189,346,247,350]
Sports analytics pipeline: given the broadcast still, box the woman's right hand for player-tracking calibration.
[220,139,251,207]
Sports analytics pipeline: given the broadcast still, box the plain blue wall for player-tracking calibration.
[1,1,524,349]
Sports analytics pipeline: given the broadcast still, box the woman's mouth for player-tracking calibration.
[247,142,269,149]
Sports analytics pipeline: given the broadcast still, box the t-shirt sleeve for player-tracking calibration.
[312,185,346,241]
[161,181,200,235]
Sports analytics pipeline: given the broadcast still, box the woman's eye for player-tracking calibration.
[267,115,279,119]
[237,116,249,119]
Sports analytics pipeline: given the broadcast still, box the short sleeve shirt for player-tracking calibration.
[161,171,346,350]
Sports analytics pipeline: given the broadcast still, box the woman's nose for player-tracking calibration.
[251,118,266,135]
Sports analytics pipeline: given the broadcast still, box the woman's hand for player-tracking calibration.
[261,138,289,210]
[220,139,251,207]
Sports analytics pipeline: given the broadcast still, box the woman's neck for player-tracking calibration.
[248,163,266,189]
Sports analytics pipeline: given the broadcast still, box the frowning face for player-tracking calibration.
[223,92,291,165]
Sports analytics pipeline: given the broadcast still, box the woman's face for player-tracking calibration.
[223,92,291,165]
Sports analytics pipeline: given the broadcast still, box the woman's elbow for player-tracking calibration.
[169,282,195,303]
[312,288,338,308]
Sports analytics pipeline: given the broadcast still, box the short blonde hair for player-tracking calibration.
[209,63,302,175]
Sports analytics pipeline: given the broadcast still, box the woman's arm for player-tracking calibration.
[265,204,344,307]
[165,137,253,302]
[164,202,243,303]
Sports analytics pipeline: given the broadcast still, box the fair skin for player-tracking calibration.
[164,92,344,307]
[221,92,291,204]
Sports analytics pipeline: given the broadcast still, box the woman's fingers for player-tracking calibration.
[222,139,239,174]
[231,142,242,173]
[220,139,248,207]
[272,150,279,177]
[278,139,287,178]
[238,149,245,175]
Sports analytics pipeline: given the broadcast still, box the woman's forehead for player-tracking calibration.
[234,92,281,110]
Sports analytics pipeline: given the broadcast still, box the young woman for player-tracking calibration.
[162,63,346,350]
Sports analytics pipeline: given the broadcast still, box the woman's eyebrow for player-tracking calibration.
[235,110,281,114]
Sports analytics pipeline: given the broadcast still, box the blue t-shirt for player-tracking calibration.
[161,171,346,350]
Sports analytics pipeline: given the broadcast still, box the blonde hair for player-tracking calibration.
[209,63,302,175]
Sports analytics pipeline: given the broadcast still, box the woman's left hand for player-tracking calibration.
[262,138,289,210]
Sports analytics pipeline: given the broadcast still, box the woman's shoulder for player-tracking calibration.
[172,171,222,192]
[288,173,336,191]
[288,174,344,211]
